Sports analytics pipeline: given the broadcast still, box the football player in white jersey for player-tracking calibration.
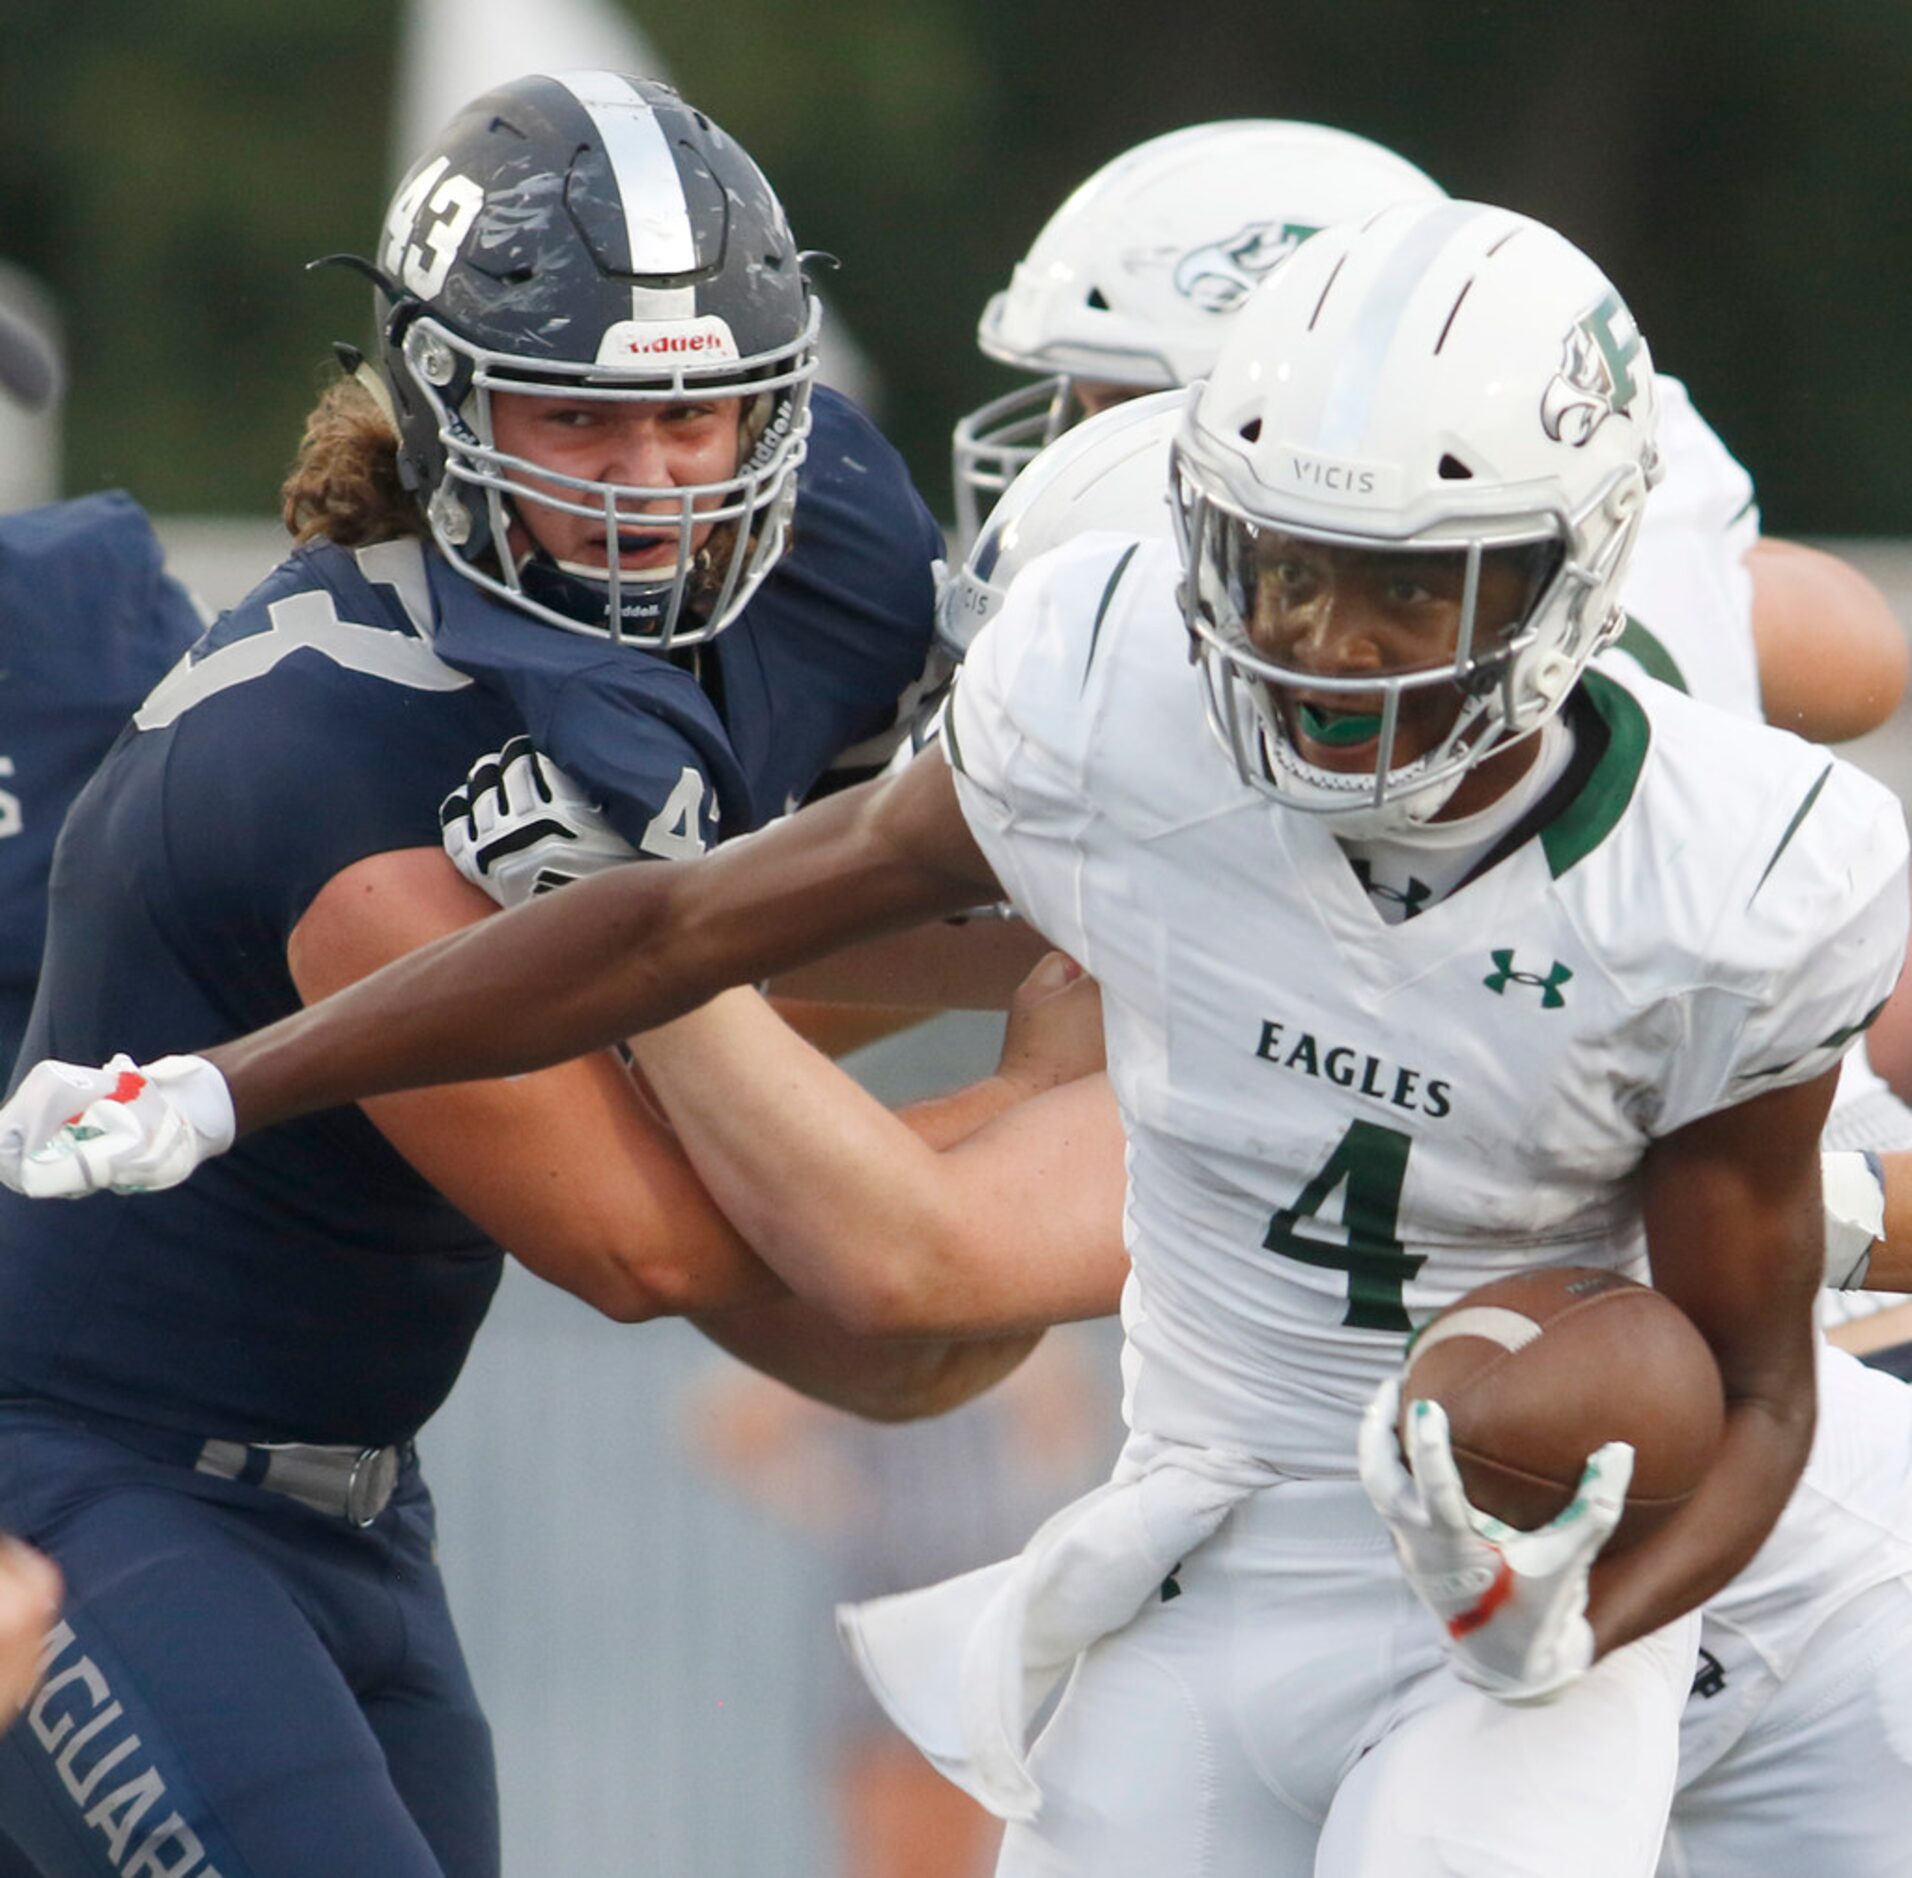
[4,201,1905,1876]
[440,369,1912,1873]
[948,339,1912,1878]
[947,386,1912,1875]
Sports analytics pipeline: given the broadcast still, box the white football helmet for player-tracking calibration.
[952,121,1443,543]
[939,389,1182,658]
[1175,200,1661,835]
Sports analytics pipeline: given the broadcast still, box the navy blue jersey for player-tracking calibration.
[0,403,938,1444]
[430,386,943,841]
[0,495,203,1074]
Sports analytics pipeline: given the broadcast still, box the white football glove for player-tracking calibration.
[441,736,641,909]
[1358,1375,1632,1704]
[0,1053,235,1199]
[1822,1148,1887,1289]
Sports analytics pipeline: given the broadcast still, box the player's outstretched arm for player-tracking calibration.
[212,752,998,1133]
[1749,537,1908,743]
[292,841,1057,1420]
[0,755,1004,1204]
[1586,1064,1837,1657]
[632,958,1128,1338]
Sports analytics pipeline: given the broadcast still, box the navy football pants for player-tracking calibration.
[0,1408,497,1876]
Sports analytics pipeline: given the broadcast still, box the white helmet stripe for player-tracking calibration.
[553,71,698,281]
[1319,201,1497,456]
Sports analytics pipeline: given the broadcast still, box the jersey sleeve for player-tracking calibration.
[1614,376,1762,721]
[1653,754,1909,1135]
[943,539,1131,963]
[529,660,741,858]
[788,390,944,652]
[422,563,749,856]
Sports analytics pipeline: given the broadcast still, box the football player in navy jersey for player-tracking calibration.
[0,312,205,1081]
[0,73,1034,1877]
[0,300,73,1743]
[0,500,205,1074]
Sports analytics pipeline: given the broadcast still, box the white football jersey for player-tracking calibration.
[946,536,1908,1470]
[1608,373,1763,723]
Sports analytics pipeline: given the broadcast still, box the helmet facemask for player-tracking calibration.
[1175,458,1641,835]
[951,374,1078,547]
[950,123,1448,549]
[399,306,817,653]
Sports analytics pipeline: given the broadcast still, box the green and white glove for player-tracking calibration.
[0,1053,235,1198]
[1358,1375,1632,1704]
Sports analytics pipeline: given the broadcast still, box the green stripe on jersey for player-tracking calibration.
[1820,996,1890,1055]
[1734,995,1888,1087]
[1541,669,1651,878]
[1748,763,1833,908]
[1612,616,1688,693]
[1082,542,1140,692]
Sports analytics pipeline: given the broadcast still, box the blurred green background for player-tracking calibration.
[3,0,1908,531]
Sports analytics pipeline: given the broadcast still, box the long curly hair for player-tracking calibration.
[279,374,788,626]
[280,375,425,547]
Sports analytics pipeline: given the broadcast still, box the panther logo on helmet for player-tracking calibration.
[1540,291,1646,448]
[1168,220,1320,313]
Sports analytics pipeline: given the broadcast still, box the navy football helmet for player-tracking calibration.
[368,71,818,650]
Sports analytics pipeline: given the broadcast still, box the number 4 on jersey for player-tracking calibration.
[1263,1121,1425,1332]
[639,766,710,861]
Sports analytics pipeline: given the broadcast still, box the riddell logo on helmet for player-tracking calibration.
[597,316,741,367]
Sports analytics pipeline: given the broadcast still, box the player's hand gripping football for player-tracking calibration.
[0,1053,235,1198]
[1358,1375,1633,1704]
[441,736,640,909]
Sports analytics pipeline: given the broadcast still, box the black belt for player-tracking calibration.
[191,1438,406,1527]
[0,1399,409,1528]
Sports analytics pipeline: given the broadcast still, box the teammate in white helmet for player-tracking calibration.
[7,201,1903,1877]
[951,121,1445,544]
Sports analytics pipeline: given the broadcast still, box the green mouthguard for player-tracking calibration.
[1299,703,1383,747]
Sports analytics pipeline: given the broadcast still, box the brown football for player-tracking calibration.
[1396,1267,1725,1556]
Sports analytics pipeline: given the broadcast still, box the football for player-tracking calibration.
[1397,1266,1725,1556]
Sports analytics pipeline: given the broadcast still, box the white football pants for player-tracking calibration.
[1662,1575,1912,1876]
[995,1477,1696,1878]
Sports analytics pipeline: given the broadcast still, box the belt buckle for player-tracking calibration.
[345,1446,400,1528]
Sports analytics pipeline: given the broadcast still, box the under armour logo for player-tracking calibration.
[1483,949,1573,1009]
[1351,859,1432,919]
[1691,1648,1728,1700]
